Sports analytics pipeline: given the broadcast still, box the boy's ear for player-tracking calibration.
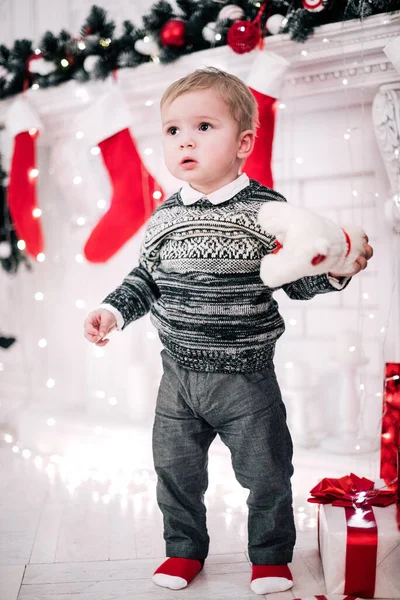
[237,129,255,160]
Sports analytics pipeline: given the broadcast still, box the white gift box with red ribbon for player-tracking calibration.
[319,503,400,598]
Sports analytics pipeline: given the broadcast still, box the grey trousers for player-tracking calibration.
[152,350,296,565]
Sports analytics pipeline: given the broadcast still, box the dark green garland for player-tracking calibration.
[0,154,31,274]
[0,0,398,100]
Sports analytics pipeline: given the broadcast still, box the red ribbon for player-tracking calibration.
[308,473,397,598]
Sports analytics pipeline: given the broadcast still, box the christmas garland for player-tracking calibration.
[0,0,398,101]
[0,152,31,274]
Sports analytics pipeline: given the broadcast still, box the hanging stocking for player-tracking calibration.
[245,51,290,189]
[6,97,44,259]
[75,87,164,263]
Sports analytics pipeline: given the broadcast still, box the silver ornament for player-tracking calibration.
[0,241,12,259]
[28,57,56,76]
[217,4,245,21]
[202,22,218,42]
[266,14,286,35]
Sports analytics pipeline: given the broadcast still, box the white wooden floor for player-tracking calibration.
[0,429,395,600]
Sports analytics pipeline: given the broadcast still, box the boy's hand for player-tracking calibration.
[84,309,117,346]
[329,237,374,279]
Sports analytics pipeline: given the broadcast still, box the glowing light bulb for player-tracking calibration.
[369,313,375,319]
[46,378,55,388]
[349,346,356,352]
[73,176,82,185]
[96,390,106,399]
[34,48,41,55]
[355,444,360,450]
[352,190,358,197]
[29,168,39,179]
[78,41,86,50]
[38,338,47,348]
[362,292,369,299]
[75,254,84,263]
[153,191,162,200]
[32,208,42,218]
[76,131,84,139]
[342,78,348,85]
[17,240,26,250]
[360,383,365,390]
[4,434,12,443]
[301,50,308,56]
[12,446,19,453]
[97,199,106,209]
[29,128,38,136]
[47,418,56,426]
[75,299,85,308]
[91,146,101,155]
[215,33,222,41]
[37,253,45,262]
[279,103,286,109]
[145,99,153,107]
[77,216,86,226]
[32,83,39,90]
[108,397,117,406]
[61,59,69,67]
[323,38,329,42]
[344,132,351,140]
[22,449,31,459]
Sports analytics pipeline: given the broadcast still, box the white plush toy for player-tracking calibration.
[257,202,367,288]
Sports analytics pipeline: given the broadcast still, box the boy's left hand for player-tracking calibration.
[329,237,374,278]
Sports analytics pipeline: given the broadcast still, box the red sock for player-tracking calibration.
[245,50,289,190]
[6,98,44,259]
[84,128,163,262]
[152,557,203,590]
[251,564,293,595]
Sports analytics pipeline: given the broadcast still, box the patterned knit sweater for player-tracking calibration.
[103,180,345,373]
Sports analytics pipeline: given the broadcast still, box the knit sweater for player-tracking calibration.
[102,180,346,373]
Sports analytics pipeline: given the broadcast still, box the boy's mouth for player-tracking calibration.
[180,157,197,166]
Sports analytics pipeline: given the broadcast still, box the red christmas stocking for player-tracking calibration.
[76,87,164,263]
[245,51,290,189]
[6,97,44,259]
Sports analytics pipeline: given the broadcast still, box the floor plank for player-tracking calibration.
[0,565,25,600]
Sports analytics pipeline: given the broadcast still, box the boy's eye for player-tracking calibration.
[167,126,179,135]
[199,122,212,132]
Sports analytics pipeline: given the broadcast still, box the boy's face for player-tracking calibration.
[161,88,254,194]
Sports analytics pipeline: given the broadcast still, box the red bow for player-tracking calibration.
[308,473,397,508]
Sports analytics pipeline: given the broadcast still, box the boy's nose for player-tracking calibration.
[180,138,195,149]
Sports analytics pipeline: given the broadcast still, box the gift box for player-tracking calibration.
[380,362,400,486]
[309,474,400,598]
[319,502,400,598]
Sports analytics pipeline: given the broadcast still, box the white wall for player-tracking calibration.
[0,10,399,453]
[0,0,152,47]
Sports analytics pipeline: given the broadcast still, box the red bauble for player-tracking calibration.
[160,19,186,47]
[302,0,327,11]
[227,20,260,54]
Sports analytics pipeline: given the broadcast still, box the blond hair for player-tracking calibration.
[160,67,259,132]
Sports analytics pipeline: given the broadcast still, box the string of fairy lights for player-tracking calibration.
[0,10,399,508]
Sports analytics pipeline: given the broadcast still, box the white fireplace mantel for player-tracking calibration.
[0,12,399,143]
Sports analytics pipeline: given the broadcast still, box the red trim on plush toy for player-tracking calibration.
[272,240,283,254]
[311,254,327,266]
[342,228,351,257]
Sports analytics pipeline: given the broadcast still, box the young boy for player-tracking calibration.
[84,68,372,595]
